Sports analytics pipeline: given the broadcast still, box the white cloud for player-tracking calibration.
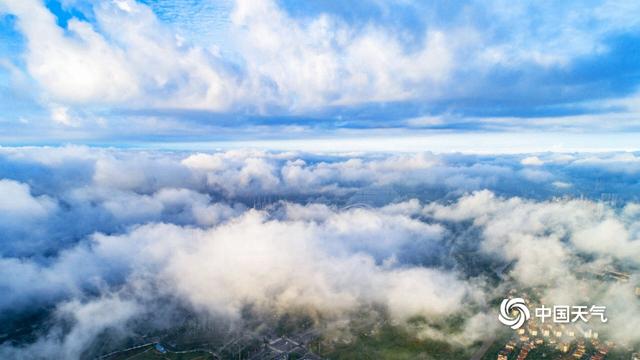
[3,0,236,109]
[153,210,467,320]
[520,156,544,166]
[426,192,622,271]
[0,295,140,359]
[552,181,572,188]
[0,179,56,218]
[0,200,481,356]
[50,105,77,127]
[230,0,453,109]
[3,0,140,103]
[572,218,640,259]
[2,0,455,112]
[426,190,640,340]
[518,168,553,182]
[571,152,640,173]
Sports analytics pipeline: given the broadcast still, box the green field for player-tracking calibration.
[318,322,471,360]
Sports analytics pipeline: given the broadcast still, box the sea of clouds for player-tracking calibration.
[1,146,639,358]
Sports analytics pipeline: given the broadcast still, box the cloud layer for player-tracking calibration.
[0,147,639,357]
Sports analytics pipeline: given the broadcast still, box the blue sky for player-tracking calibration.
[1,0,640,147]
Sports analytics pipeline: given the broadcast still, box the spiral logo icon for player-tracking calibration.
[498,297,530,329]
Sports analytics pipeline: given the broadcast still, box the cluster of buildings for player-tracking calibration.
[496,293,612,360]
[248,336,323,360]
[493,264,640,360]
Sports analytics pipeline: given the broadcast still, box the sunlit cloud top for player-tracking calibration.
[1,0,640,144]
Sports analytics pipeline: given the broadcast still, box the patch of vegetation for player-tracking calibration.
[319,322,471,360]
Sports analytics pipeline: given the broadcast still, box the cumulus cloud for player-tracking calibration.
[0,179,57,255]
[157,209,466,319]
[2,0,140,104]
[231,0,453,109]
[0,295,141,359]
[2,0,236,109]
[520,156,544,166]
[7,0,635,116]
[0,197,481,357]
[1,0,454,113]
[426,190,640,342]
[0,178,55,218]
[571,152,640,174]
